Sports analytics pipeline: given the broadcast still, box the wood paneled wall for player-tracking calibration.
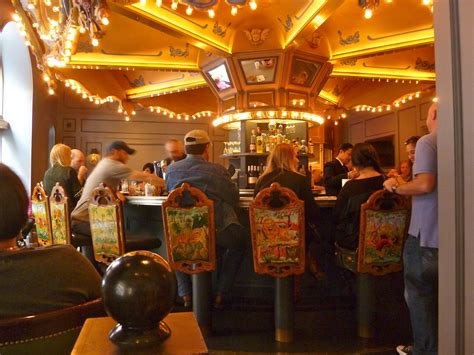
[345,96,433,167]
[56,89,228,171]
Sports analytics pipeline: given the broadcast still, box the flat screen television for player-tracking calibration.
[207,63,233,92]
[366,136,395,168]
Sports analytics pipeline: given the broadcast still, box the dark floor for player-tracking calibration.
[172,284,411,355]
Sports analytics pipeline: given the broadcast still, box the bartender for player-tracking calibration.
[156,139,187,178]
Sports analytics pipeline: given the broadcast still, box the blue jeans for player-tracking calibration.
[403,235,438,355]
[176,224,246,297]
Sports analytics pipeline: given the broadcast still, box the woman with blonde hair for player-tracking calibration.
[43,144,82,208]
[254,143,322,278]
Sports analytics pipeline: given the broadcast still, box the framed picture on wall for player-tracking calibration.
[63,118,76,132]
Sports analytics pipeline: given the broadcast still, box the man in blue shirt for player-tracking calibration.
[166,130,246,308]
[384,103,438,355]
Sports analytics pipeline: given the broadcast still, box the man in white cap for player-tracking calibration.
[166,130,245,309]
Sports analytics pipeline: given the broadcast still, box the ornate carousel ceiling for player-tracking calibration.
[9,0,436,123]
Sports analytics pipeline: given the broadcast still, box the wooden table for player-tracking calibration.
[72,312,208,355]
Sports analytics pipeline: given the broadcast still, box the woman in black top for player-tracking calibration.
[43,144,83,208]
[254,143,317,228]
[333,143,385,250]
[254,144,322,277]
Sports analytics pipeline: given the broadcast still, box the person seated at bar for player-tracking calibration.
[323,143,358,196]
[253,143,323,278]
[166,130,246,309]
[388,159,413,183]
[142,162,155,174]
[165,138,187,163]
[43,144,83,209]
[71,149,88,186]
[404,136,420,164]
[0,163,101,317]
[71,141,164,237]
[333,143,385,251]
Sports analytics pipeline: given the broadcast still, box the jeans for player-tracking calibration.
[403,235,438,355]
[176,223,246,297]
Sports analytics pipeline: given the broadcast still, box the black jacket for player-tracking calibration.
[43,164,83,209]
[323,159,349,196]
[254,169,318,242]
[333,175,385,250]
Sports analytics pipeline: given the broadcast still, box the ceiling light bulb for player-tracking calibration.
[64,49,71,56]
[125,117,130,121]
[186,6,193,15]
[364,8,373,19]
[156,0,162,6]
[249,0,257,10]
[334,121,339,126]
[171,1,178,10]
[79,27,86,34]
[208,9,215,18]
[92,38,99,47]
[43,74,50,82]
[140,0,146,5]
[101,17,109,26]
[48,88,55,95]
[25,40,31,46]
[422,0,430,5]
[385,0,393,2]
[27,3,34,9]
[231,6,238,15]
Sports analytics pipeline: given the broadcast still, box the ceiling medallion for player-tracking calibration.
[140,0,257,18]
[244,28,270,46]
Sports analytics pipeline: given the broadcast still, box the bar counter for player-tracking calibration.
[122,191,336,302]
[125,193,337,208]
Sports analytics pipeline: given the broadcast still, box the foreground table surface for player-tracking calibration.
[72,312,208,355]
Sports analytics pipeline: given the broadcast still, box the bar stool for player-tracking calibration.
[249,182,306,343]
[334,189,411,338]
[162,182,216,335]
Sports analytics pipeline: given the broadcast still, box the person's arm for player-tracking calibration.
[77,166,88,186]
[323,163,348,191]
[129,171,165,186]
[68,168,83,204]
[217,167,239,206]
[384,136,437,196]
[383,173,436,196]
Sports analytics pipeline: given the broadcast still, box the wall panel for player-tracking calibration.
[57,90,227,171]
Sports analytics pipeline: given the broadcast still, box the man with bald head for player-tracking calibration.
[71,149,88,185]
[384,103,438,355]
[165,139,186,163]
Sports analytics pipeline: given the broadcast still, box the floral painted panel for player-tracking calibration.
[32,201,51,246]
[51,203,68,245]
[253,207,301,264]
[165,207,210,262]
[89,205,120,263]
[362,210,408,265]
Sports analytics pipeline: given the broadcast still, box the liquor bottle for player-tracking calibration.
[250,129,256,153]
[263,133,270,153]
[256,134,264,153]
[300,139,308,155]
[308,138,314,155]
[248,165,258,188]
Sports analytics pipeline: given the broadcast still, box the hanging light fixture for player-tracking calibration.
[156,0,257,18]
[358,0,380,19]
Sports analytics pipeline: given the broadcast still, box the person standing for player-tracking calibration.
[71,149,88,186]
[166,130,245,309]
[384,103,438,355]
[323,143,358,195]
[71,141,164,237]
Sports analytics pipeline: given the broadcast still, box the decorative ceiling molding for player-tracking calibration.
[331,69,435,81]
[338,30,360,46]
[109,2,231,56]
[362,62,411,70]
[101,49,164,57]
[367,25,434,41]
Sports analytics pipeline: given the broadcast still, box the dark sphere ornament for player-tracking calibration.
[101,250,177,347]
